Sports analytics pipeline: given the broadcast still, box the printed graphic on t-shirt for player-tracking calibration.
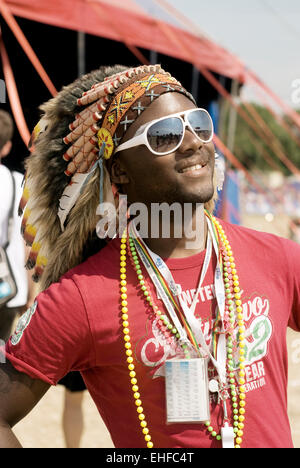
[135,285,273,396]
[10,301,37,346]
[234,291,272,394]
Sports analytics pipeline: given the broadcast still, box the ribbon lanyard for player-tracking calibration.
[129,215,227,384]
[129,222,191,348]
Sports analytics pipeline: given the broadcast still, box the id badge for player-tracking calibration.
[165,358,210,424]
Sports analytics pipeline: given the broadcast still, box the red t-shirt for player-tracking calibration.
[5,220,300,448]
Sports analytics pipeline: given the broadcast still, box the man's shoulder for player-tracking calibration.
[64,237,120,281]
[219,218,282,241]
[219,218,300,257]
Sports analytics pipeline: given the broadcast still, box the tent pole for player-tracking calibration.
[226,79,239,153]
[77,31,86,77]
[246,70,300,130]
[157,0,300,130]
[89,1,149,65]
[0,31,30,147]
[191,66,199,103]
[250,84,300,148]
[200,66,300,177]
[150,50,157,64]
[0,0,57,96]
[218,76,229,143]
[152,18,299,176]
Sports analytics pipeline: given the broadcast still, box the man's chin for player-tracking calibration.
[137,182,215,206]
[178,186,215,205]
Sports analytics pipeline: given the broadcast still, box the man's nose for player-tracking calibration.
[178,127,203,154]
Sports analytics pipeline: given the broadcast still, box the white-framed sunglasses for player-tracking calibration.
[114,108,214,156]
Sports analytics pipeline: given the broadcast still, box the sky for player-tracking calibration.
[169,0,300,109]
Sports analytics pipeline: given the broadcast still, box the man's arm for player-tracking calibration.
[0,360,50,448]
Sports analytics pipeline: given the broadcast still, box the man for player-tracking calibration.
[0,64,299,449]
[0,110,36,342]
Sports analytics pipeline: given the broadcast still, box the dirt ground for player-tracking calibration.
[11,328,300,448]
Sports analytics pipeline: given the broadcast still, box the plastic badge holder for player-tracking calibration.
[165,357,210,424]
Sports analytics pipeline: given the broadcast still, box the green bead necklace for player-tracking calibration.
[119,216,246,448]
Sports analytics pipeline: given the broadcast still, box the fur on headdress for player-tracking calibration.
[21,65,128,290]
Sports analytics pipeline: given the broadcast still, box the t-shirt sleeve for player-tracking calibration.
[5,274,96,385]
[284,238,300,332]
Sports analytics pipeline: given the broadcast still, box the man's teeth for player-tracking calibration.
[181,164,203,173]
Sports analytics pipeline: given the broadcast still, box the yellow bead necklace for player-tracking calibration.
[119,215,246,448]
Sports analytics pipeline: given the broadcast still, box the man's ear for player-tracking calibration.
[0,140,12,158]
[110,159,130,185]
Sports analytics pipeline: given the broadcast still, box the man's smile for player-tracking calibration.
[175,152,212,178]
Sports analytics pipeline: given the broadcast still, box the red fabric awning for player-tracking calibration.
[4,0,246,82]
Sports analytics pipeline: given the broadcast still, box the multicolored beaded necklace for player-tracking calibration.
[119,211,246,449]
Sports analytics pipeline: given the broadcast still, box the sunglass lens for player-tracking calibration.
[147,117,183,154]
[188,110,212,142]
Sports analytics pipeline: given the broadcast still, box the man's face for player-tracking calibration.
[112,92,215,206]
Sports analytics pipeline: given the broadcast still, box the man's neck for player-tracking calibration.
[141,204,207,259]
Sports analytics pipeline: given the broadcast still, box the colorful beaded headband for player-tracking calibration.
[62,65,195,177]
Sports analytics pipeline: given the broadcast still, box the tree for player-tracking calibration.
[224,103,300,175]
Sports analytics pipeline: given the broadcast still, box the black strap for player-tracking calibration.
[4,171,16,249]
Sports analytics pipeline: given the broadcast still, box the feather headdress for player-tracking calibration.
[20,64,204,291]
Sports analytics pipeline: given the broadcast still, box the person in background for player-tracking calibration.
[59,371,86,448]
[0,110,36,342]
[0,110,85,448]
